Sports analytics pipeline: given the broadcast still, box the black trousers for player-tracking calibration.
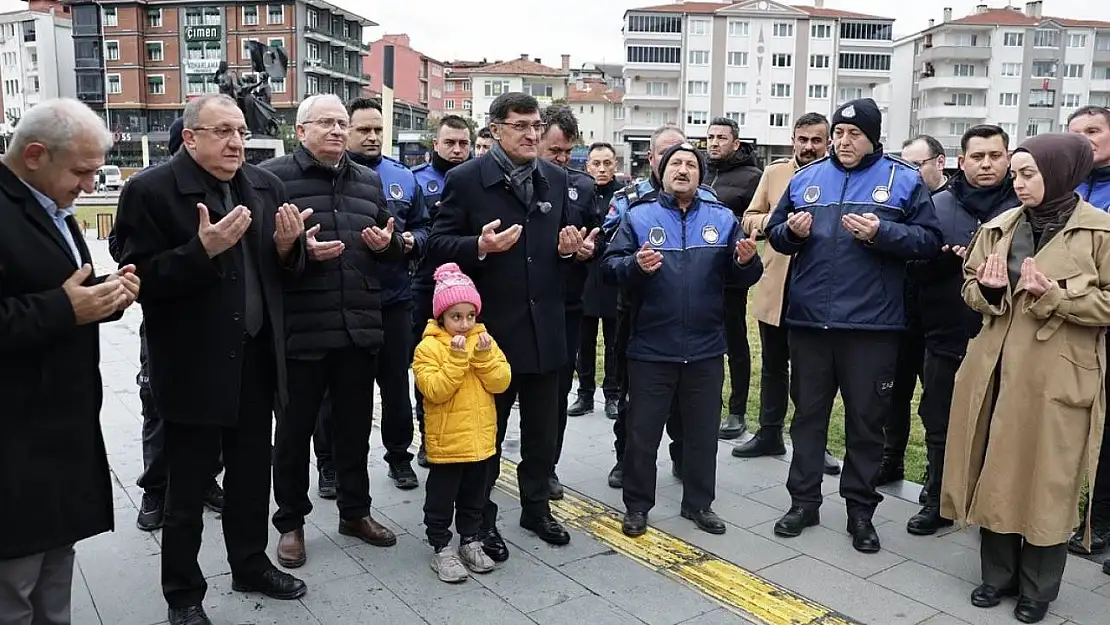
[555,308,584,468]
[424,458,494,549]
[724,289,751,417]
[624,357,724,513]
[786,329,899,517]
[483,372,561,527]
[883,326,924,464]
[161,333,275,608]
[273,348,376,533]
[377,301,416,465]
[576,315,618,400]
[755,321,791,432]
[918,349,960,506]
[980,529,1068,602]
[410,288,433,436]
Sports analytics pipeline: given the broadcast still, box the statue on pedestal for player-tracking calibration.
[213,41,288,138]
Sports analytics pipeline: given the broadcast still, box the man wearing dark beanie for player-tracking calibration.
[765,97,942,554]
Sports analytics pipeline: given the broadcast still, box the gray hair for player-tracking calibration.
[9,97,114,154]
[296,94,346,125]
[649,124,684,152]
[182,94,238,129]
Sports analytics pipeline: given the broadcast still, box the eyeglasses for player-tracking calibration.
[192,126,252,141]
[497,121,547,134]
[305,118,350,131]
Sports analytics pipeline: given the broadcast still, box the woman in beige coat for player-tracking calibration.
[941,132,1110,624]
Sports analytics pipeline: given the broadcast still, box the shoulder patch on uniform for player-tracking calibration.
[648,226,667,247]
[388,183,404,200]
[426,179,440,194]
[884,154,919,170]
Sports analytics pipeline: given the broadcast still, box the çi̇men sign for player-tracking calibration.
[184,25,222,42]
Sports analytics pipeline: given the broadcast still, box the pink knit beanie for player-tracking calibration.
[432,263,482,319]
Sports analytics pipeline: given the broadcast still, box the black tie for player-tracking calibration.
[220,182,263,337]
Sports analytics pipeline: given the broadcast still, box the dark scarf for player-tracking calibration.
[346,150,381,169]
[1013,133,1093,239]
[432,151,465,175]
[489,141,537,207]
[948,171,1019,223]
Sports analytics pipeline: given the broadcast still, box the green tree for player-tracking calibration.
[277,123,298,154]
[420,114,479,151]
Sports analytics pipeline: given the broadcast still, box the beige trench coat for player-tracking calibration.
[940,201,1110,547]
[742,157,798,326]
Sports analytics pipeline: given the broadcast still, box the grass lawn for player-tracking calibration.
[75,205,118,233]
[589,290,929,483]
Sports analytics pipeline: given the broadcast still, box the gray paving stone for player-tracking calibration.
[914,614,973,624]
[497,520,613,568]
[1050,582,1110,625]
[1061,556,1110,592]
[759,556,937,624]
[70,560,102,625]
[347,533,471,606]
[408,586,534,625]
[77,507,162,564]
[750,517,905,578]
[677,608,758,624]
[300,572,425,625]
[470,549,589,613]
[276,522,366,587]
[744,485,894,536]
[710,464,785,497]
[651,517,799,572]
[78,552,166,625]
[528,595,645,625]
[875,527,980,585]
[559,552,718,625]
[202,574,322,624]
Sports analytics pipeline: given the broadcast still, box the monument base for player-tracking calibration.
[244,137,285,165]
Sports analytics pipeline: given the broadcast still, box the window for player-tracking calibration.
[1063,93,1082,108]
[484,80,510,97]
[268,5,284,24]
[839,21,892,41]
[187,41,221,60]
[839,53,892,71]
[728,51,748,67]
[772,22,793,38]
[102,7,117,27]
[689,20,709,36]
[106,73,121,94]
[147,75,165,95]
[686,110,707,125]
[1000,62,1022,77]
[524,82,553,97]
[1033,28,1059,48]
[1000,123,1017,144]
[1026,118,1053,136]
[811,23,832,39]
[626,14,682,33]
[725,111,746,125]
[268,37,284,50]
[771,54,792,68]
[614,106,624,120]
[1068,33,1087,48]
[809,54,830,69]
[444,100,455,110]
[306,42,319,61]
[950,92,975,106]
[1003,32,1023,47]
[146,42,163,62]
[104,41,119,61]
[726,81,746,97]
[688,50,709,65]
[645,81,669,96]
[146,8,162,28]
[808,84,829,99]
[1028,89,1056,107]
[687,80,709,96]
[243,6,259,26]
[770,83,791,98]
[839,87,862,102]
[949,121,971,136]
[1064,64,1084,78]
[953,63,975,77]
[306,8,318,29]
[1098,36,1110,52]
[186,75,217,96]
[998,92,1020,106]
[947,33,979,47]
[769,113,790,127]
[1031,60,1057,77]
[626,46,681,64]
[270,77,286,93]
[728,20,749,37]
[186,7,222,26]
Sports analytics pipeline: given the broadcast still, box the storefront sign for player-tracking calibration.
[184,58,222,75]
[184,25,222,42]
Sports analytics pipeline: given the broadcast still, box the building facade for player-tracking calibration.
[889,2,1110,165]
[445,55,569,125]
[366,33,444,116]
[568,76,629,169]
[65,0,373,167]
[621,0,894,164]
[0,4,75,140]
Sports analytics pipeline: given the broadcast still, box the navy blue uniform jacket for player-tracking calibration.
[356,153,429,306]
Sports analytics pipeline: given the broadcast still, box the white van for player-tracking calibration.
[97,165,122,192]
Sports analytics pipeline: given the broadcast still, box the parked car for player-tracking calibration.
[96,165,122,192]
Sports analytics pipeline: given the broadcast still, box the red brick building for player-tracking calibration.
[366,34,444,116]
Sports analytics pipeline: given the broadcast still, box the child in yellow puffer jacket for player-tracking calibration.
[412,263,511,584]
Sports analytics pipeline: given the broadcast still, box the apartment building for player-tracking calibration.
[367,33,445,116]
[0,3,75,140]
[66,0,373,167]
[889,2,1110,164]
[444,55,570,125]
[568,76,629,168]
[621,0,894,165]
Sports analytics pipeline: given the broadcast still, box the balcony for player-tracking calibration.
[304,59,368,82]
[916,105,988,120]
[918,75,991,91]
[623,91,680,104]
[1096,50,1110,64]
[917,45,992,62]
[1091,79,1110,93]
[623,64,680,77]
[304,24,367,52]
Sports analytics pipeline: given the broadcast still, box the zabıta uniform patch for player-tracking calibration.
[803,185,821,203]
[568,187,579,201]
[701,224,719,244]
[426,180,439,194]
[389,183,404,200]
[872,186,890,204]
[648,226,667,247]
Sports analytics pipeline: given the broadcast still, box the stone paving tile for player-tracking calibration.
[470,549,590,613]
[1050,582,1110,625]
[202,574,323,625]
[750,517,905,578]
[346,533,472,606]
[528,594,646,625]
[70,560,102,625]
[299,572,426,625]
[652,517,800,572]
[77,552,166,625]
[677,608,759,625]
[407,586,535,625]
[497,521,614,568]
[914,614,973,624]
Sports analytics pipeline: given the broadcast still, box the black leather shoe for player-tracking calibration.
[231,567,307,600]
[481,527,510,562]
[317,464,337,499]
[1013,596,1050,623]
[732,431,786,457]
[607,461,623,489]
[520,514,571,545]
[136,491,165,532]
[604,398,619,419]
[416,444,429,468]
[681,507,726,535]
[774,506,820,537]
[970,583,1017,607]
[549,474,565,500]
[918,485,929,505]
[718,414,747,440]
[567,394,593,417]
[1068,519,1110,555]
[823,450,841,476]
[388,462,419,490]
[906,505,954,536]
[622,511,647,537]
[168,605,212,625]
[203,481,224,514]
[874,457,904,485]
[847,517,881,553]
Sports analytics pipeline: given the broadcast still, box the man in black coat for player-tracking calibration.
[261,94,404,569]
[425,92,590,559]
[0,98,138,625]
[113,94,308,625]
[705,117,763,440]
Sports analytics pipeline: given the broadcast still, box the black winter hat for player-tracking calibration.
[167,118,185,155]
[657,142,707,186]
[832,98,882,148]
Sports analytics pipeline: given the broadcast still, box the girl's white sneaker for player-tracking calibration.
[459,540,496,573]
[431,548,469,583]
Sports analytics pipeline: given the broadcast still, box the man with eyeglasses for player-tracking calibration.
[113,93,308,625]
[427,92,591,559]
[261,94,405,572]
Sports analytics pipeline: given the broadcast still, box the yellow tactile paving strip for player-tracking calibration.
[495,459,861,625]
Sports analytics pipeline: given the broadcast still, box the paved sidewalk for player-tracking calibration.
[73,234,1110,624]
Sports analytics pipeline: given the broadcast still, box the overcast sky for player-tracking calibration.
[4,0,1107,69]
